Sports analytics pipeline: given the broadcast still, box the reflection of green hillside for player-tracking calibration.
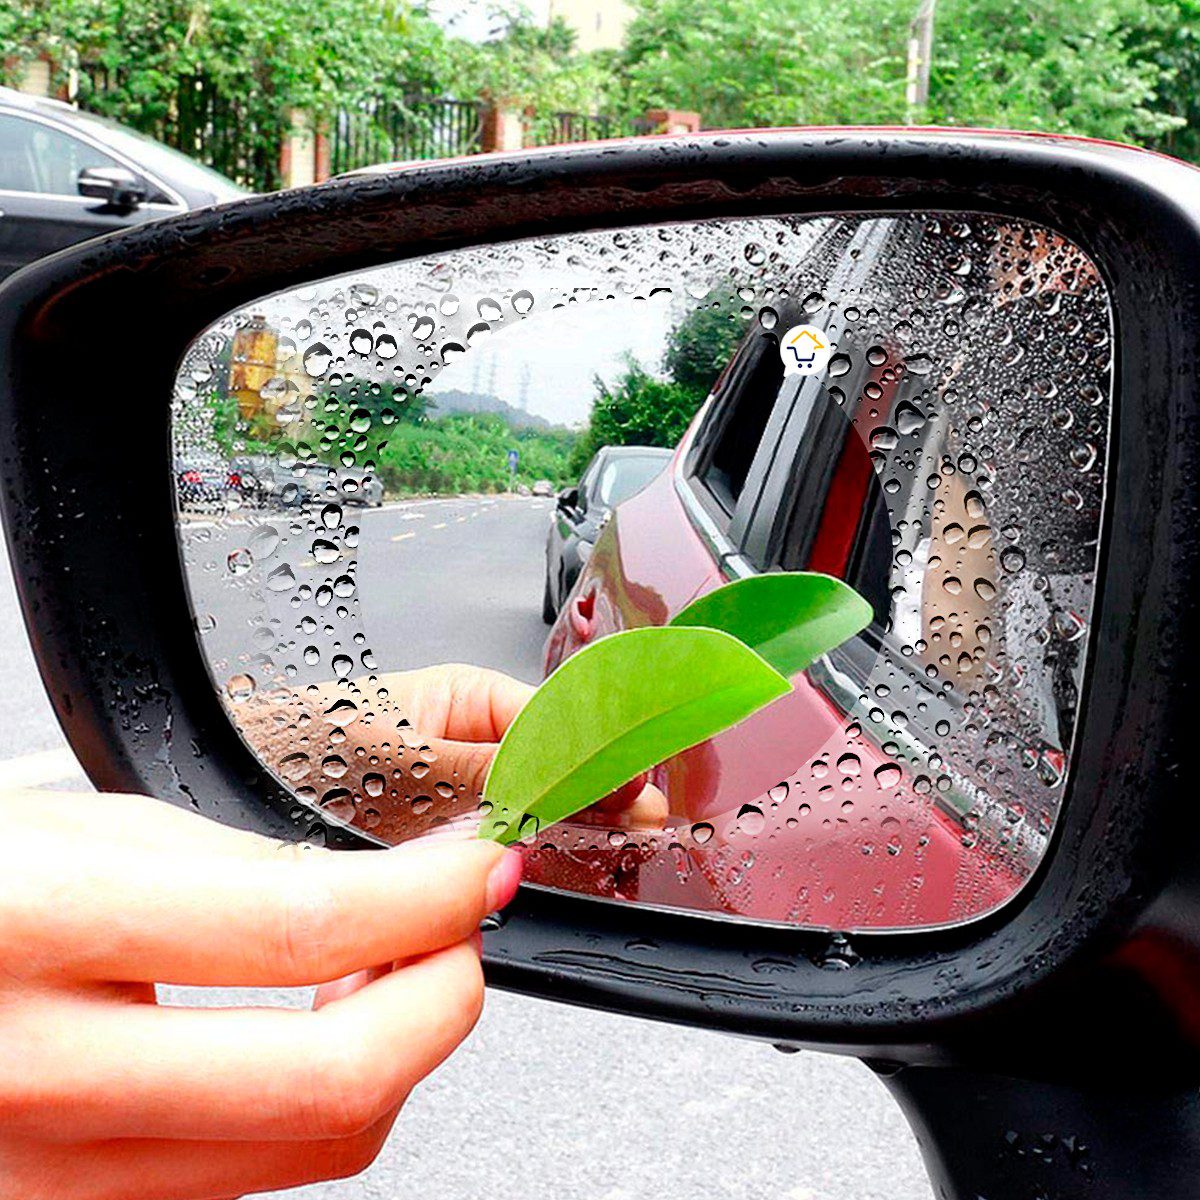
[427,388,560,432]
[378,413,575,495]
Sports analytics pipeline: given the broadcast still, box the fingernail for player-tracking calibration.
[485,848,523,912]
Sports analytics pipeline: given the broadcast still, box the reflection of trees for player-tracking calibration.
[569,298,744,474]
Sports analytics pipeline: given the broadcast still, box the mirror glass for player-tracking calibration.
[172,211,1112,931]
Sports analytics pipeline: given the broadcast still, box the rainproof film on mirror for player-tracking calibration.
[172,211,1112,932]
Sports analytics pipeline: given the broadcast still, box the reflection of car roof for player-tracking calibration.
[598,445,673,462]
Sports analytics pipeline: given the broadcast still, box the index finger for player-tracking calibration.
[3,795,522,987]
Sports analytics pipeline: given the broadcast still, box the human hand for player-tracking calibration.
[241,662,668,843]
[0,787,521,1198]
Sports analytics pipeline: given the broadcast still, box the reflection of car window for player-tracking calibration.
[594,455,668,509]
[694,334,786,515]
[0,114,121,195]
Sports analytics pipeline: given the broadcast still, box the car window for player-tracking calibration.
[0,113,128,197]
[691,333,787,517]
[594,455,668,508]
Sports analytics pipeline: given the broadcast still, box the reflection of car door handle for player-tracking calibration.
[569,590,596,641]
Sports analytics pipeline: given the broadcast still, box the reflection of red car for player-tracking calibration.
[535,303,1022,930]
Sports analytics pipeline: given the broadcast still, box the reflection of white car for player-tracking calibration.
[532,479,554,497]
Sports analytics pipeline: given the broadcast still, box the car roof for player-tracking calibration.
[0,86,249,204]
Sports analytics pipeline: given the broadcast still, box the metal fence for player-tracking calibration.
[525,111,655,147]
[77,65,281,192]
[329,95,484,175]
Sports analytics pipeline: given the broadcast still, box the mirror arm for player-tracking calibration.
[876,1062,1200,1200]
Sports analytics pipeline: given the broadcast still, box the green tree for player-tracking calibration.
[568,361,702,475]
[924,0,1185,143]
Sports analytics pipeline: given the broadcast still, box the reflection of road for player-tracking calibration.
[358,495,552,685]
[182,494,554,697]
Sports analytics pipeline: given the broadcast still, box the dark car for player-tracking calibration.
[0,86,247,282]
[542,445,671,622]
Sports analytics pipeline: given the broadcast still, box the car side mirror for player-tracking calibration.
[7,132,1200,1200]
[557,486,579,512]
[77,165,147,211]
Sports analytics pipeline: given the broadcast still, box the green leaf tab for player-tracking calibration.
[479,626,789,844]
[670,572,872,678]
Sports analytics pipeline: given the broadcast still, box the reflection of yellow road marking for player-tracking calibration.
[432,522,447,529]
[455,516,467,523]
[391,532,416,543]
[400,513,426,521]
[299,559,317,568]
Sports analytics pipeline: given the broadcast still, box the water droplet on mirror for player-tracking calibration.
[363,773,385,798]
[512,290,534,315]
[278,752,310,781]
[827,353,852,377]
[736,804,765,836]
[904,353,934,375]
[1000,546,1026,573]
[974,577,997,601]
[866,345,887,366]
[321,503,343,529]
[349,408,372,433]
[302,343,332,377]
[874,764,902,789]
[331,654,353,679]
[265,564,296,592]
[225,674,255,702]
[349,329,374,355]
[410,761,430,779]
[227,548,252,575]
[320,788,355,822]
[322,755,348,779]
[768,782,789,803]
[758,306,778,329]
[895,400,927,434]
[411,315,435,340]
[312,539,339,564]
[691,821,714,845]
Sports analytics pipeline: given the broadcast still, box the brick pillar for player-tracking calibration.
[644,109,702,135]
[15,55,53,98]
[279,110,332,187]
[481,103,523,153]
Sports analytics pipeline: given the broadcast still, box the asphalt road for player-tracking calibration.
[0,501,935,1200]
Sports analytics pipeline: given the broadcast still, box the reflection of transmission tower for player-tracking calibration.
[519,362,531,412]
[487,355,497,398]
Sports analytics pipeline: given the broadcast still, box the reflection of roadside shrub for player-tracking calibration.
[568,364,701,477]
[376,413,575,496]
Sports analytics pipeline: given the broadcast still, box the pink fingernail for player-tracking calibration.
[485,848,523,912]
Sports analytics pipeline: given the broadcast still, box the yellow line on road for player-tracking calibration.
[432,522,447,529]
[391,532,416,543]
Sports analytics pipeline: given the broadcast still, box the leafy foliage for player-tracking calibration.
[376,412,575,496]
[568,362,701,476]
[618,0,1191,147]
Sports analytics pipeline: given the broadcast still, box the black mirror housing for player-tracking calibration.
[77,165,147,211]
[556,486,579,511]
[5,130,1200,1104]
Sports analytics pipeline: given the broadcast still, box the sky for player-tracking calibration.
[427,0,552,42]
